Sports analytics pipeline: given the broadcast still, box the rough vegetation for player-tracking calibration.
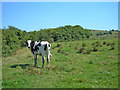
[2,25,90,57]
[2,25,118,88]
[2,39,118,88]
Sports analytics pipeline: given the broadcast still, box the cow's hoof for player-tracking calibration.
[33,65,36,67]
[47,65,50,67]
[37,66,40,68]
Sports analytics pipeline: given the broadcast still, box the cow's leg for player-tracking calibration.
[33,54,37,67]
[47,51,50,66]
[42,56,45,68]
[41,52,45,68]
[50,53,52,57]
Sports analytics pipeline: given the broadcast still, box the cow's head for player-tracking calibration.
[25,40,32,48]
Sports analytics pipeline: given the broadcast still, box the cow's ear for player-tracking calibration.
[24,41,27,44]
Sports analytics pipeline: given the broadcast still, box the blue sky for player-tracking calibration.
[2,2,118,31]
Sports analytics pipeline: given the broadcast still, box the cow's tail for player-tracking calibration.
[47,43,52,57]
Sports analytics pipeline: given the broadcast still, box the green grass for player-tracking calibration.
[2,38,118,88]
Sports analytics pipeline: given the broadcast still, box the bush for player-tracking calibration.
[109,43,115,50]
[110,45,115,50]
[92,46,98,52]
[106,42,110,46]
[110,42,115,46]
[78,47,84,53]
[103,41,107,45]
[82,43,86,47]
[99,44,103,47]
[95,41,101,47]
[75,46,79,50]
[57,49,62,53]
[83,48,91,54]
[56,43,61,47]
[52,43,61,49]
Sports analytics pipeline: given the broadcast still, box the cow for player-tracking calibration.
[25,40,52,68]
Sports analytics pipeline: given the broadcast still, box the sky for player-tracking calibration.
[2,2,118,32]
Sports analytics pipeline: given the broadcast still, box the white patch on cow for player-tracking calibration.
[33,41,40,49]
[27,40,32,48]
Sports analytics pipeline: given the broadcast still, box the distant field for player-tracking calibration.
[2,38,118,88]
[89,30,118,40]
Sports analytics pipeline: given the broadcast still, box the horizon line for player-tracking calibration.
[1,25,118,32]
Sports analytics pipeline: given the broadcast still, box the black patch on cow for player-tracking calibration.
[38,42,41,46]
[44,44,47,51]
[34,42,41,51]
[30,41,35,47]
[35,45,39,51]
[26,42,28,46]
[30,41,35,54]
[49,44,50,47]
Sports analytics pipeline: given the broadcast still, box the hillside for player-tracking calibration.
[2,39,118,88]
[2,25,91,57]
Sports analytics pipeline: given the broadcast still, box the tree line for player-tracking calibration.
[2,25,91,57]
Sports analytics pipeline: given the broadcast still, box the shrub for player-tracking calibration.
[95,41,101,47]
[99,44,103,47]
[106,42,110,46]
[92,46,98,52]
[82,43,86,47]
[98,49,104,52]
[110,46,115,50]
[89,61,93,64]
[57,46,64,53]
[110,42,115,46]
[78,47,84,53]
[109,44,115,50]
[75,46,79,50]
[56,43,61,47]
[57,49,62,53]
[92,42,95,46]
[69,43,72,47]
[103,41,107,45]
[83,48,91,54]
[52,43,62,49]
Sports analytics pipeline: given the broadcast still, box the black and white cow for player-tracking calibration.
[25,40,52,68]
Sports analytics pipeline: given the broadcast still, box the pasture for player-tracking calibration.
[2,38,118,88]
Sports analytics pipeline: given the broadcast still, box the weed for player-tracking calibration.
[83,48,91,54]
[75,46,79,50]
[52,43,62,49]
[92,46,98,52]
[78,47,84,53]
[109,45,115,50]
[106,42,110,46]
[99,44,103,47]
[82,43,86,47]
[56,43,61,47]
[110,42,115,46]
[98,49,104,52]
[69,43,73,47]
[92,42,95,45]
[103,41,107,45]
[89,61,93,64]
[95,41,101,47]
[57,49,62,53]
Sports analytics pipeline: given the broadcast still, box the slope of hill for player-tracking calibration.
[2,25,91,57]
[2,39,118,88]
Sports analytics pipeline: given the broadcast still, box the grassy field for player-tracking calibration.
[2,38,118,88]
